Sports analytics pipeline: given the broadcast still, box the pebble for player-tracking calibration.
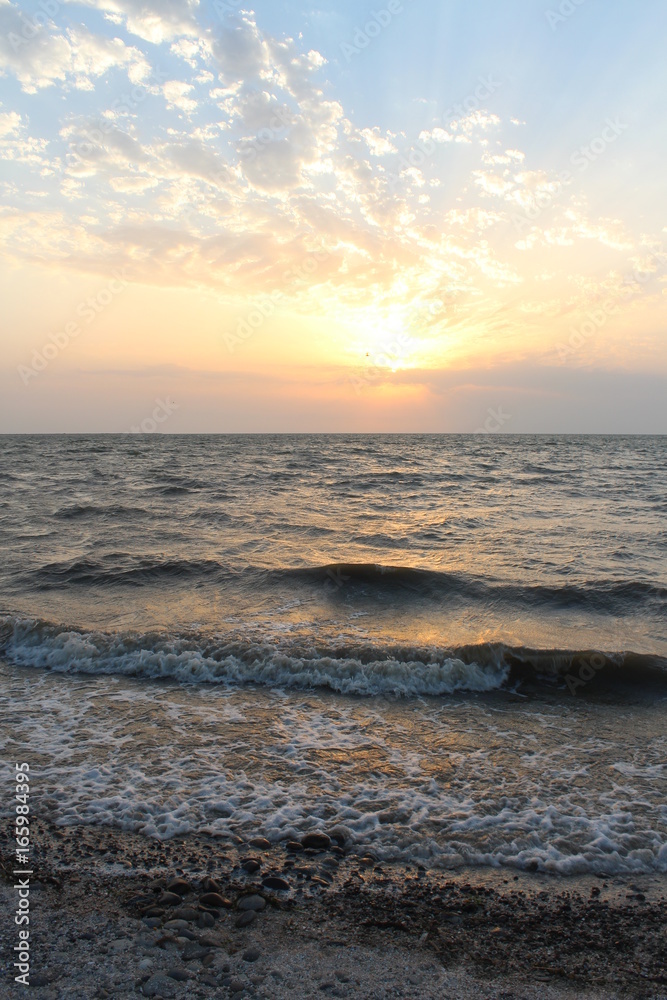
[200,973,219,987]
[250,837,271,849]
[182,942,210,961]
[142,973,178,998]
[302,833,331,851]
[128,894,155,907]
[167,968,191,981]
[235,910,256,928]
[243,948,262,963]
[238,894,267,911]
[241,857,261,873]
[142,917,162,929]
[285,841,304,852]
[166,877,191,896]
[172,906,199,922]
[202,877,221,892]
[109,938,131,951]
[197,911,215,928]
[262,876,290,892]
[200,892,231,908]
[228,978,247,994]
[159,891,183,906]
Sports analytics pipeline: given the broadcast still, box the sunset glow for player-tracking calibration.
[1,0,665,431]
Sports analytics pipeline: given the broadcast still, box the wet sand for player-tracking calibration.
[1,820,665,998]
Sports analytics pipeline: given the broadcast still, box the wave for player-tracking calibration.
[1,615,665,698]
[31,555,229,587]
[24,558,667,617]
[54,504,150,520]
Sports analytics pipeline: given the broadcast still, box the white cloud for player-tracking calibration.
[360,127,396,156]
[451,110,501,134]
[0,8,149,92]
[420,127,456,144]
[211,16,269,85]
[483,148,525,166]
[0,0,661,348]
[0,110,21,137]
[474,171,514,196]
[163,80,198,113]
[167,140,232,184]
[0,6,73,92]
[65,0,201,43]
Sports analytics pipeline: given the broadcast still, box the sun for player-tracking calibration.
[348,312,417,373]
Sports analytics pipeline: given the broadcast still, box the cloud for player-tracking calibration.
[0,8,149,92]
[360,127,396,157]
[65,0,201,43]
[162,79,197,113]
[167,139,232,184]
[1,0,663,367]
[0,110,22,137]
[0,5,73,92]
[211,16,269,85]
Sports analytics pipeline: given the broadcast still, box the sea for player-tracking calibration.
[0,434,665,876]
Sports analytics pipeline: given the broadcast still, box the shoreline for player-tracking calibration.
[1,821,665,998]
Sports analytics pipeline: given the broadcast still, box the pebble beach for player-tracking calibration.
[2,818,665,999]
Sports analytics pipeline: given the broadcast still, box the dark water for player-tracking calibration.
[0,435,665,873]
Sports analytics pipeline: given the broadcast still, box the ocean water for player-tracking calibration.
[0,434,665,874]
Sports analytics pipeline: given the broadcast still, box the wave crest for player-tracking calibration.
[1,615,665,698]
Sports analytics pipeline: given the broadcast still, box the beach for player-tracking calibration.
[1,818,665,999]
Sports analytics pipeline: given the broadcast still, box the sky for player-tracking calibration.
[0,0,665,433]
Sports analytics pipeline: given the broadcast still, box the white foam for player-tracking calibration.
[3,620,509,696]
[0,666,665,876]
